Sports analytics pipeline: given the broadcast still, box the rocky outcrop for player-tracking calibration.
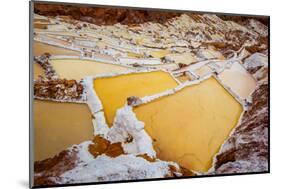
[127,96,142,106]
[34,77,84,101]
[34,53,57,78]
[218,15,268,29]
[34,147,79,186]
[243,53,268,81]
[34,3,269,28]
[34,3,181,25]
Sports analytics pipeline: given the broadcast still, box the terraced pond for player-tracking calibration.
[33,41,81,56]
[93,71,179,126]
[34,100,93,161]
[219,62,257,99]
[50,59,129,81]
[133,77,243,172]
[195,65,212,77]
[148,50,170,58]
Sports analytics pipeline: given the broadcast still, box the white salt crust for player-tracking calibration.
[57,141,180,184]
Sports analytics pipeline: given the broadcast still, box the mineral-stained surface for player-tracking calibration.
[32,2,269,187]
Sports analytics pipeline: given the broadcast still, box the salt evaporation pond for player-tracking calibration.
[34,100,93,161]
[33,41,81,56]
[165,52,197,66]
[148,50,170,58]
[218,62,257,99]
[133,77,243,172]
[195,65,213,77]
[50,59,129,81]
[127,52,145,58]
[93,71,178,126]
[33,63,45,79]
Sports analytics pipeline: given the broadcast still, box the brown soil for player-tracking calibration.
[88,135,124,158]
[34,2,181,26]
[34,147,79,186]
[34,78,84,100]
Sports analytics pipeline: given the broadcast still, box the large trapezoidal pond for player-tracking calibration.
[133,77,243,172]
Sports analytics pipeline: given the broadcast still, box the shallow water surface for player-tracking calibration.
[148,50,170,58]
[50,59,129,81]
[134,77,243,172]
[33,41,81,56]
[34,100,93,161]
[93,71,178,126]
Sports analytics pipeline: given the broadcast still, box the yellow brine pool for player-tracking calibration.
[33,41,81,56]
[93,71,179,126]
[49,59,129,81]
[133,77,243,172]
[33,100,93,161]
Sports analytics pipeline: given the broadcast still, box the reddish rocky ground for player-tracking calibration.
[34,2,268,27]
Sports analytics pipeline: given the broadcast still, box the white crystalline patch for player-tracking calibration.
[118,57,161,65]
[83,77,104,114]
[92,112,110,136]
[83,76,110,135]
[217,61,257,100]
[59,154,176,184]
[244,53,268,70]
[71,141,94,163]
[248,19,268,37]
[74,40,97,48]
[56,135,180,184]
[107,105,156,158]
[56,137,181,182]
